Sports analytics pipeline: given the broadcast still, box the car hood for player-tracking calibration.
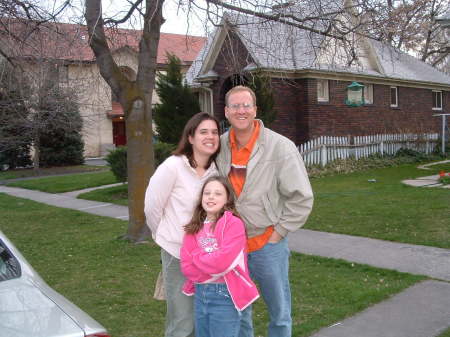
[0,278,84,337]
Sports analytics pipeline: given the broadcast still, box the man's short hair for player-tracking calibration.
[225,85,257,106]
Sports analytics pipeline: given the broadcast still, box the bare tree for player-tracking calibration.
[362,0,449,71]
[82,0,375,241]
[4,0,447,241]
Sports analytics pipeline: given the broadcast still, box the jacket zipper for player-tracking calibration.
[233,269,252,287]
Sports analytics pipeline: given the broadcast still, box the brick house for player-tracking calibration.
[186,8,450,145]
[1,20,205,157]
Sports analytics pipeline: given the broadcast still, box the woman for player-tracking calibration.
[144,112,220,337]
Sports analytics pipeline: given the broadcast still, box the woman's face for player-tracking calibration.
[189,119,219,159]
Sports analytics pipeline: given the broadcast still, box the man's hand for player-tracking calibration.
[268,230,283,244]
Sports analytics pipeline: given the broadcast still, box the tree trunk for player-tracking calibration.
[125,98,154,241]
[85,0,163,242]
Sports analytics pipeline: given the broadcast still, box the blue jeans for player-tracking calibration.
[239,238,292,337]
[194,283,247,337]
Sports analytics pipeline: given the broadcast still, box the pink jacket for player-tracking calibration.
[180,211,259,311]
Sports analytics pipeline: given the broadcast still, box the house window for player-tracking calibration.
[390,86,398,107]
[58,65,69,83]
[364,83,373,104]
[432,90,442,110]
[317,79,329,102]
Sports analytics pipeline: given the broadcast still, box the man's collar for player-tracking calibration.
[229,120,260,151]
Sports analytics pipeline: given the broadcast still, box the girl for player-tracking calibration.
[180,176,259,337]
[144,112,220,337]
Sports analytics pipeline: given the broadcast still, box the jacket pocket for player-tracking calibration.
[261,193,279,224]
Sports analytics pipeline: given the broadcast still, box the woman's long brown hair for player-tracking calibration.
[184,176,239,234]
[172,112,221,169]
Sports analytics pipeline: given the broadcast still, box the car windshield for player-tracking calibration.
[0,239,21,281]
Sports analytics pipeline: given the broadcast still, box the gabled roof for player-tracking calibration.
[187,8,450,87]
[1,19,206,65]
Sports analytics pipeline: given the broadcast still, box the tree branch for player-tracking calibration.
[104,0,144,25]
[84,0,129,101]
[204,0,346,40]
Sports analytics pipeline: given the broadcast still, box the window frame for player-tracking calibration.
[0,239,21,281]
[432,90,443,110]
[390,86,398,108]
[363,83,373,105]
[317,79,329,103]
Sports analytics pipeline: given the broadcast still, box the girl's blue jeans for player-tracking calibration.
[194,283,248,337]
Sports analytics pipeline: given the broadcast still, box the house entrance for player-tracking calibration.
[112,118,126,146]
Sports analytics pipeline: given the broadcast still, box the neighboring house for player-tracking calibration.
[1,19,205,157]
[186,3,450,145]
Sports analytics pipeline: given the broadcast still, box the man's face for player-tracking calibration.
[225,90,257,133]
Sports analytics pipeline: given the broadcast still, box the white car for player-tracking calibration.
[0,230,110,337]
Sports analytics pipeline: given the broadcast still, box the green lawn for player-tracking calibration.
[0,193,424,337]
[78,183,128,206]
[76,163,450,249]
[306,163,450,249]
[0,165,106,180]
[438,327,450,337]
[6,171,118,193]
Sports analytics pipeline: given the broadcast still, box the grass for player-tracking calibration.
[305,163,450,249]
[0,165,106,180]
[0,193,425,337]
[6,171,118,193]
[76,162,450,249]
[78,184,128,206]
[425,161,450,172]
[438,327,450,337]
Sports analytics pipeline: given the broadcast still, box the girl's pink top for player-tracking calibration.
[195,220,225,283]
[180,211,259,311]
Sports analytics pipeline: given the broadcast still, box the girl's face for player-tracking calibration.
[188,119,219,159]
[202,180,228,220]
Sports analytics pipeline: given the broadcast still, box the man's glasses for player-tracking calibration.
[228,103,254,110]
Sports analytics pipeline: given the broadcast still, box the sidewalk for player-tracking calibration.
[0,184,449,336]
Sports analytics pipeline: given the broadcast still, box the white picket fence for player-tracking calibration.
[298,133,439,167]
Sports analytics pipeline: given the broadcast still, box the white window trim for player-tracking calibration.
[432,90,443,110]
[317,79,329,102]
[363,83,373,105]
[390,86,398,108]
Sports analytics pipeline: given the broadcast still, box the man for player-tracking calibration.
[216,85,314,337]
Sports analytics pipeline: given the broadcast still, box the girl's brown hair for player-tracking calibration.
[184,176,239,234]
[172,112,221,169]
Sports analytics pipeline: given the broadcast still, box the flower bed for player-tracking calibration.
[439,171,450,185]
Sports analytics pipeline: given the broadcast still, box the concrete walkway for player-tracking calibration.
[402,159,450,189]
[0,183,449,336]
[0,185,129,220]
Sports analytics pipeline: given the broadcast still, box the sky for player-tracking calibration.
[48,0,210,36]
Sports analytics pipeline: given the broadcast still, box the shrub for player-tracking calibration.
[439,176,450,185]
[37,87,85,167]
[154,142,176,167]
[395,148,427,161]
[153,54,200,144]
[433,140,450,157]
[106,146,127,182]
[105,142,175,182]
[0,61,33,169]
[307,149,448,179]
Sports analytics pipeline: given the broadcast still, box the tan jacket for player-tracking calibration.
[216,120,313,238]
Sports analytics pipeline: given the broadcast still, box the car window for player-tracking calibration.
[0,239,21,281]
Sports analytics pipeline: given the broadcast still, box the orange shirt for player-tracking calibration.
[229,121,274,252]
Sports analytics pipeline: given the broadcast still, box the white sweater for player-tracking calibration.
[144,155,217,258]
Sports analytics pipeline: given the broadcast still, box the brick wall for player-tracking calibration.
[303,79,444,141]
[210,37,446,144]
